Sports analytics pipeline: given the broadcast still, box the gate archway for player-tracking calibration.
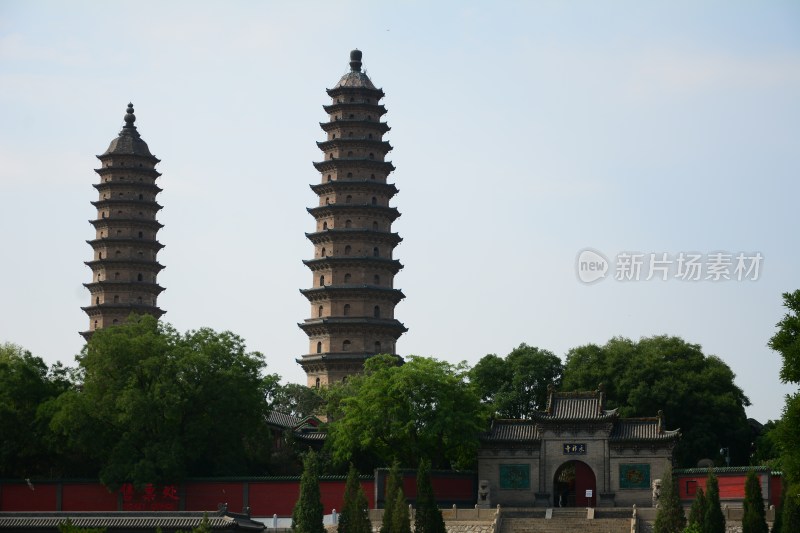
[553,460,596,507]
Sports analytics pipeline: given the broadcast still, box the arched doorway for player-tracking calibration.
[553,460,596,507]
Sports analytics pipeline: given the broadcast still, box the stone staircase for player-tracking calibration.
[499,508,632,533]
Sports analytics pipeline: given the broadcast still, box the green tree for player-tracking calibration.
[688,487,706,528]
[780,484,800,533]
[742,470,768,533]
[0,343,72,477]
[326,355,489,470]
[654,463,686,533]
[703,470,725,533]
[338,463,371,533]
[562,335,751,467]
[390,488,411,533]
[57,517,106,533]
[380,461,401,533]
[49,315,274,486]
[413,459,446,533]
[292,450,325,533]
[768,291,800,485]
[469,344,562,418]
[269,382,324,419]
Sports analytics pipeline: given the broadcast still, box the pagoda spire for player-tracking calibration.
[297,50,407,387]
[81,103,166,339]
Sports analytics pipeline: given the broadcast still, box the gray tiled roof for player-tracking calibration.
[335,71,377,89]
[483,420,540,442]
[534,391,617,421]
[610,418,679,441]
[0,513,250,530]
[266,410,301,429]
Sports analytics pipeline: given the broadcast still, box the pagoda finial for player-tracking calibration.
[124,103,136,126]
[349,49,363,72]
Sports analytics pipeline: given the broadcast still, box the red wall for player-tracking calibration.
[0,483,57,511]
[185,482,243,512]
[62,483,117,511]
[677,472,783,507]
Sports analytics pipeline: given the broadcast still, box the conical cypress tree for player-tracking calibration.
[413,459,446,533]
[338,463,371,533]
[688,487,707,527]
[743,470,768,533]
[703,470,725,533]
[654,463,686,533]
[380,462,401,533]
[780,484,800,533]
[391,488,411,533]
[292,450,325,533]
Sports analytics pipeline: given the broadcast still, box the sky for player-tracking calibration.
[1,1,798,423]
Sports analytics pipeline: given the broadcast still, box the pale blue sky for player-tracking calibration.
[1,1,798,423]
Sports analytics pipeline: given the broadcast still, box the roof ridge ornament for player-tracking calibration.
[120,102,141,138]
[349,49,363,72]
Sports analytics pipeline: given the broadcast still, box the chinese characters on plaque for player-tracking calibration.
[562,443,586,455]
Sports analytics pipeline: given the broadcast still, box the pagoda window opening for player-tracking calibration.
[344,304,351,316]
[345,245,351,255]
[374,306,380,318]
[347,151,353,157]
[138,194,143,200]
[346,195,352,204]
[367,115,372,120]
[114,295,119,303]
[367,99,371,103]
[373,274,380,285]
[371,197,377,205]
[325,197,330,205]
[350,97,354,102]
[316,342,322,354]
[322,222,328,230]
[102,212,106,218]
[332,134,336,139]
[94,320,98,329]
[98,252,103,259]
[95,297,100,305]
[315,376,320,387]
[344,273,352,283]
[113,319,118,324]
[368,133,373,139]
[318,305,323,317]
[369,153,375,160]
[137,273,143,282]
[370,174,375,180]
[321,247,326,257]
[345,219,352,228]
[116,230,122,235]
[349,114,354,119]
[327,174,332,181]
[138,231,143,238]
[348,132,353,137]
[319,275,325,286]
[375,341,381,353]
[137,296,142,304]
[347,172,353,178]
[342,376,347,383]
[372,221,378,230]
[343,340,351,351]
[373,247,379,257]
[114,272,120,280]
[115,250,121,256]
[117,210,123,215]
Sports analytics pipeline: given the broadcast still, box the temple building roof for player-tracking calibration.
[333,49,377,89]
[100,103,157,159]
[482,388,680,444]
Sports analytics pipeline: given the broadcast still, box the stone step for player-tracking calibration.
[499,517,630,533]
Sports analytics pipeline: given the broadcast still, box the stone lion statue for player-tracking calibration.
[652,479,662,508]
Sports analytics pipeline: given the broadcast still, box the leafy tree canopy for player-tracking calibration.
[469,343,562,419]
[325,355,489,470]
[562,335,751,467]
[268,382,324,420]
[49,315,275,487]
[768,290,800,485]
[0,343,72,477]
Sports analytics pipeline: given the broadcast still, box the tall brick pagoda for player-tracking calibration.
[81,103,165,339]
[298,50,407,387]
